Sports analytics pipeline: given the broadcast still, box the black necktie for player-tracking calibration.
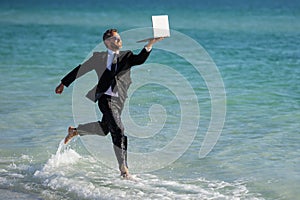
[111,53,118,93]
[111,53,118,73]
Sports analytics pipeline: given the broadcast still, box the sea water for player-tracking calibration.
[0,0,299,199]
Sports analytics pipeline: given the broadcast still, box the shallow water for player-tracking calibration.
[0,0,299,199]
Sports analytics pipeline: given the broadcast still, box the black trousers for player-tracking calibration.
[77,94,128,170]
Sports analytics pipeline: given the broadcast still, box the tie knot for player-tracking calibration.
[112,53,118,64]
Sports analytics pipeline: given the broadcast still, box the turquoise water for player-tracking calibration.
[1,0,300,199]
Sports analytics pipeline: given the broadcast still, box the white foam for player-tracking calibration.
[0,169,8,173]
[20,154,31,160]
[45,173,263,200]
[0,177,7,184]
[8,173,24,179]
[34,139,82,177]
[0,189,40,200]
[32,140,264,200]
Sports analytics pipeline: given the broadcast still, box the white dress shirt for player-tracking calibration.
[105,49,119,97]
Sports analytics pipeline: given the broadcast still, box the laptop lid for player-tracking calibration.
[152,15,170,38]
[137,15,170,43]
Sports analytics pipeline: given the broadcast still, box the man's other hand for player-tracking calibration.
[55,83,64,94]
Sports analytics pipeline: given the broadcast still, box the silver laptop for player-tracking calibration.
[137,15,170,43]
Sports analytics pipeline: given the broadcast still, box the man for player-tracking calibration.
[55,29,163,177]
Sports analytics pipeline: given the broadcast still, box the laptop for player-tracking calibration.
[137,15,170,43]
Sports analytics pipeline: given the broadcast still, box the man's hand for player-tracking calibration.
[55,83,64,94]
[146,37,165,49]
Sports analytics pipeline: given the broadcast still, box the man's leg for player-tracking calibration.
[98,95,129,177]
[64,116,109,144]
[77,119,109,136]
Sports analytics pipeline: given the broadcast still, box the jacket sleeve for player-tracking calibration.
[61,53,97,87]
[128,48,151,67]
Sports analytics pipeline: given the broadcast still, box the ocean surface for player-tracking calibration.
[0,0,299,199]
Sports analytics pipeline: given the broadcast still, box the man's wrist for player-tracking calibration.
[144,46,152,52]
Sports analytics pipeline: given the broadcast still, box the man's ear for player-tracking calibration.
[104,39,109,47]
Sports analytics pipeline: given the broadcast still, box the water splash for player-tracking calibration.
[34,139,81,177]
[32,140,264,200]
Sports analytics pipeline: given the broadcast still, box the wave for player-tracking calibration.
[0,140,264,199]
[30,140,264,200]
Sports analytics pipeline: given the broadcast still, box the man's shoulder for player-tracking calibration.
[92,51,106,57]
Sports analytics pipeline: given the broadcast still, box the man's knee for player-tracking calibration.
[109,122,124,134]
[111,133,127,150]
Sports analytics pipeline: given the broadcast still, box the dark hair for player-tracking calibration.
[103,29,118,41]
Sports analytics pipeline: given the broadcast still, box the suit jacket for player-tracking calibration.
[61,48,151,103]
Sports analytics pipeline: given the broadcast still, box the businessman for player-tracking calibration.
[55,29,163,177]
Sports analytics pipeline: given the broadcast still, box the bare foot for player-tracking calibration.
[64,126,78,144]
[120,165,130,178]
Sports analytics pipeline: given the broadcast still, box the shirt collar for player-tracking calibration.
[107,48,119,55]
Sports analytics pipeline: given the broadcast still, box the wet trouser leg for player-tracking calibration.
[77,117,109,136]
[98,95,128,170]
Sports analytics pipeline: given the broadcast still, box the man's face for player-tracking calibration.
[105,32,122,51]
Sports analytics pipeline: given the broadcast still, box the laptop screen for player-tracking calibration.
[152,15,170,38]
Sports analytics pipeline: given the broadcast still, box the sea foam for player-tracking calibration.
[34,139,82,177]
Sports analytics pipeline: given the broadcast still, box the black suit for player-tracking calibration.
[61,48,151,171]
